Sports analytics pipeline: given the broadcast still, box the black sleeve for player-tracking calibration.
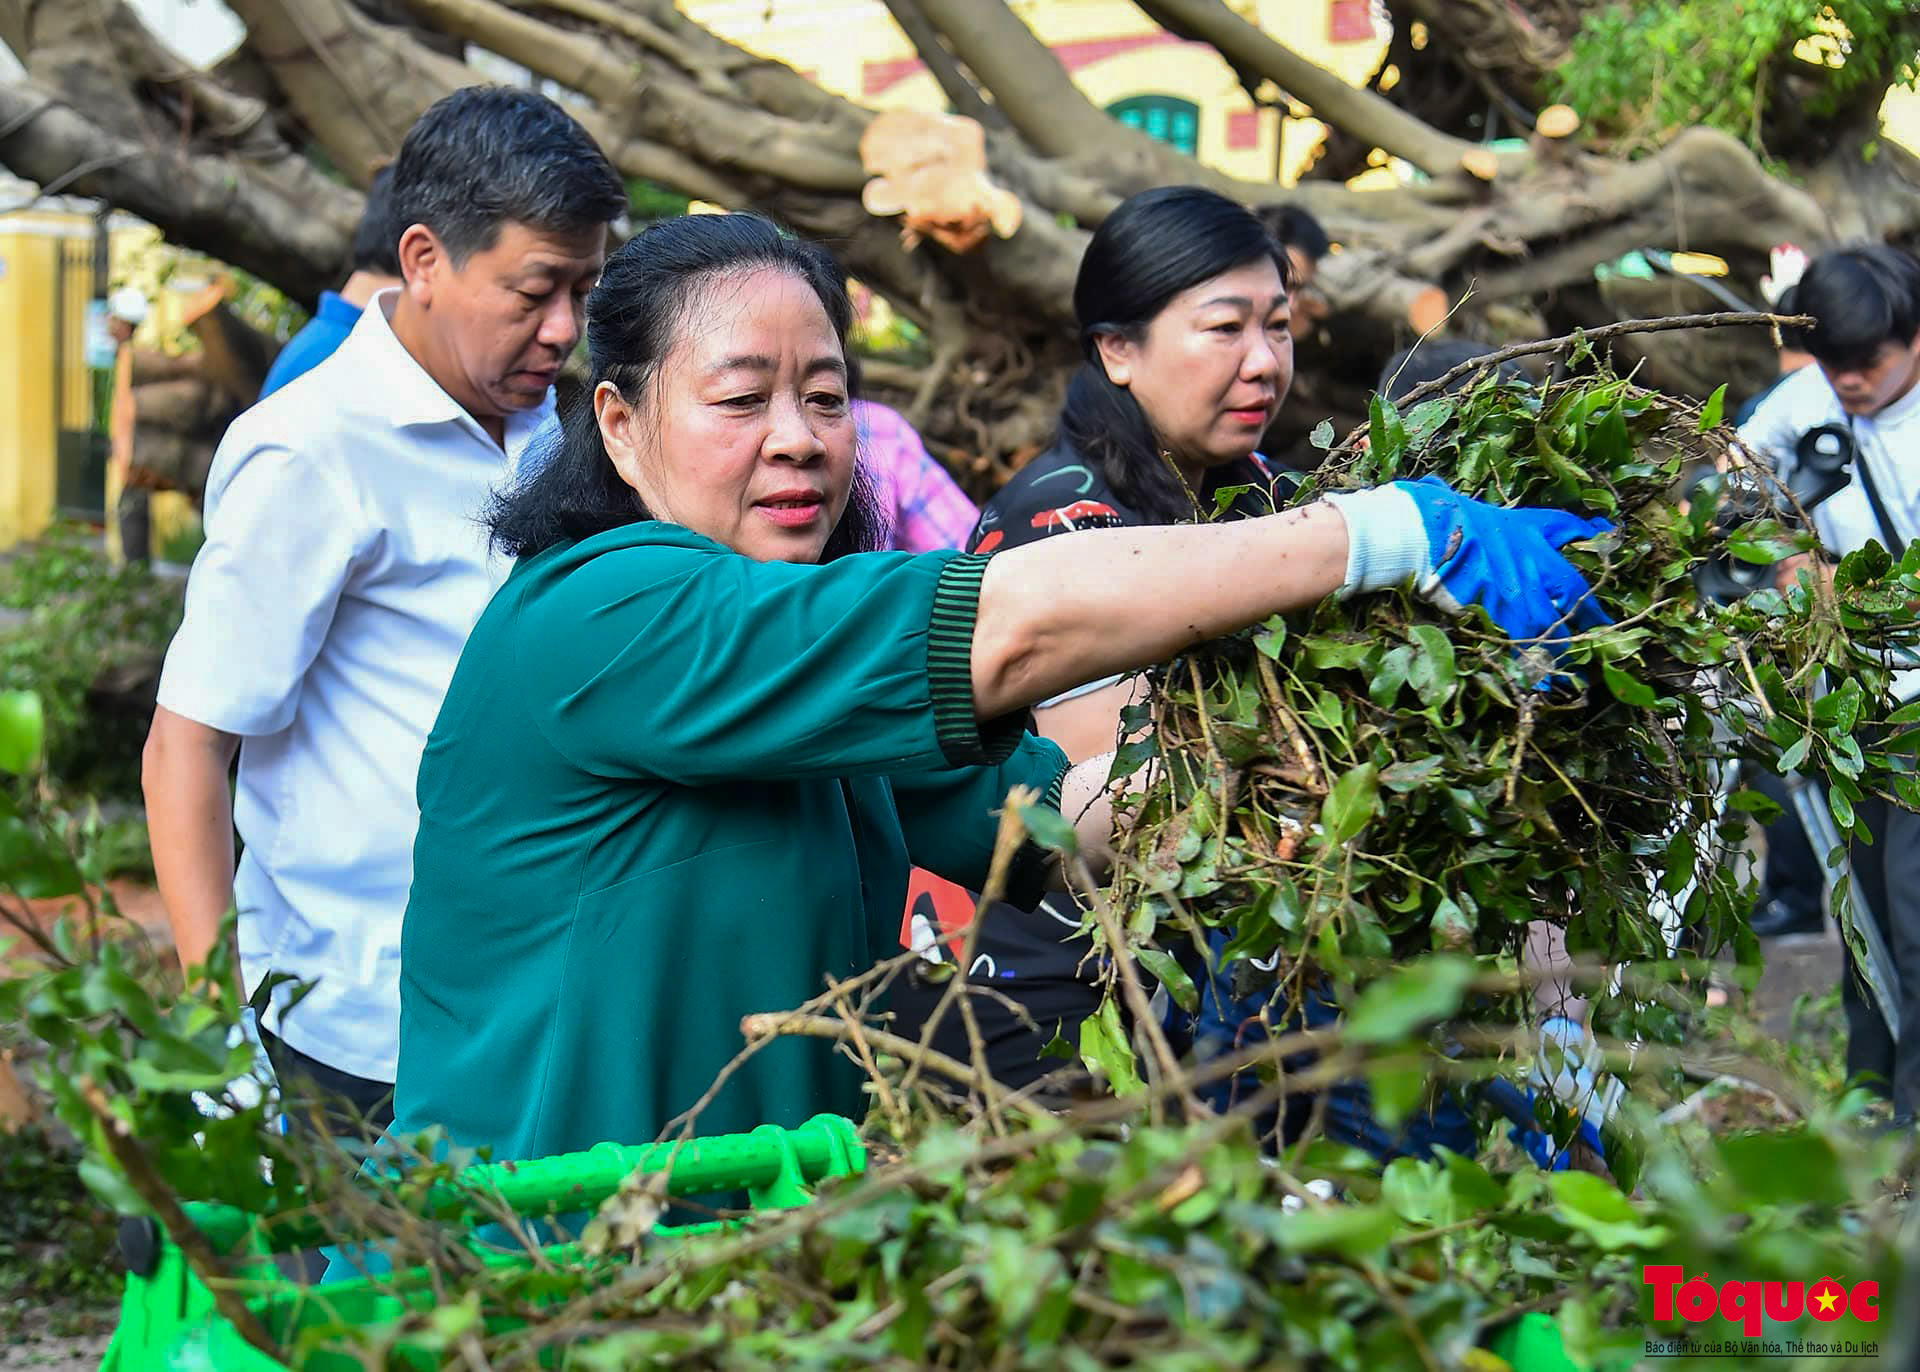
[969,457,1133,554]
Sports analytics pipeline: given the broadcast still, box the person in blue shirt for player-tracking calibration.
[257,166,404,399]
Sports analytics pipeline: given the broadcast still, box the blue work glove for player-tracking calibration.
[1324,476,1614,644]
[1508,1092,1607,1171]
[1519,1014,1625,1173]
[1533,1015,1625,1127]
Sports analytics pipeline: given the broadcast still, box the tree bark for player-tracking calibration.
[0,0,360,302]
[1,0,1912,472]
[1390,0,1575,113]
[0,82,351,302]
[877,0,1008,132]
[1132,0,1485,178]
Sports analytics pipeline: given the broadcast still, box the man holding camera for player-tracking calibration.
[1737,243,1920,1120]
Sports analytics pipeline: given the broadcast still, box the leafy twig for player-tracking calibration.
[77,1079,281,1361]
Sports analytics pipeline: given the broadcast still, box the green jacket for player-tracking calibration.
[393,523,1068,1160]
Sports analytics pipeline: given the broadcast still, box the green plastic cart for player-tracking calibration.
[99,1113,865,1371]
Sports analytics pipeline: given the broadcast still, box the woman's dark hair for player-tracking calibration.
[489,213,882,560]
[1794,244,1920,369]
[1061,186,1290,525]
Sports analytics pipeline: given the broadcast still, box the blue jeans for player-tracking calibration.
[1169,930,1476,1163]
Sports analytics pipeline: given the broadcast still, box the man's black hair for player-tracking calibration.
[1255,203,1332,263]
[1377,338,1527,406]
[389,85,627,264]
[1794,244,1920,369]
[347,166,403,277]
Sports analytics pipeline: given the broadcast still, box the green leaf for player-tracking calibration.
[1303,636,1376,671]
[1077,998,1143,1095]
[1109,736,1155,781]
[1727,524,1806,565]
[1697,383,1727,432]
[1369,645,1412,708]
[1403,398,1456,447]
[0,691,43,775]
[1716,1128,1850,1209]
[1016,799,1078,856]
[1724,787,1784,823]
[1547,1171,1669,1251]
[1599,662,1656,708]
[1407,626,1458,708]
[1254,614,1288,659]
[1369,1061,1426,1128]
[1134,947,1198,1014]
[1318,762,1381,846]
[1309,419,1335,451]
[1303,687,1346,734]
[1811,678,1863,733]
[1248,1200,1400,1259]
[1345,956,1476,1045]
[1210,483,1255,518]
[1440,1149,1506,1212]
[1378,755,1444,793]
[1777,735,1812,774]
[1368,394,1409,467]
[1659,828,1696,897]
[1829,784,1856,832]
[1428,893,1475,951]
[0,817,84,899]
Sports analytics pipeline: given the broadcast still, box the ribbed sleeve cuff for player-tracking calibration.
[927,552,1027,768]
[1004,745,1072,912]
[1322,485,1430,598]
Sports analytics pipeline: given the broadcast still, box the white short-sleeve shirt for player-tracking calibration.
[1737,364,1920,698]
[157,290,554,1081]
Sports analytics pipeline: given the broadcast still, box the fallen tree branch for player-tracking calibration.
[1380,310,1814,419]
[908,0,1154,165]
[1131,0,1485,180]
[0,81,351,302]
[879,0,1009,131]
[739,1011,1052,1124]
[78,1080,282,1362]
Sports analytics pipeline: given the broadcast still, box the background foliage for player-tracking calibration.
[1558,0,1920,158]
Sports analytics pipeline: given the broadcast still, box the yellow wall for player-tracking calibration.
[0,214,89,546]
[0,208,184,550]
[679,0,1389,186]
[1884,84,1920,158]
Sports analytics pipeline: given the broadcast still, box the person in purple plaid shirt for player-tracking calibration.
[855,399,978,552]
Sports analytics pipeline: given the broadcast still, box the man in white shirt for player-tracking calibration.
[141,86,627,1126]
[1737,243,1920,1120]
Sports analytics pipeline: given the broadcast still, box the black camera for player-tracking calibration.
[1693,423,1855,604]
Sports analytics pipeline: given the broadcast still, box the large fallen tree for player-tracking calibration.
[0,0,1914,482]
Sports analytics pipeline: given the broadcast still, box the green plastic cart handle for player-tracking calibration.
[191,1113,864,1255]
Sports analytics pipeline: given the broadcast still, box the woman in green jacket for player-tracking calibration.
[392,212,1610,1162]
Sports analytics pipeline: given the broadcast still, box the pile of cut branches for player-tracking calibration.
[10,333,1920,1371]
[1087,344,1920,1104]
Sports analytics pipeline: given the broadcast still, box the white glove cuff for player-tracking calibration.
[1321,484,1431,599]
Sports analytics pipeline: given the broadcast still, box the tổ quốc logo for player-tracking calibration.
[1642,1266,1881,1358]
